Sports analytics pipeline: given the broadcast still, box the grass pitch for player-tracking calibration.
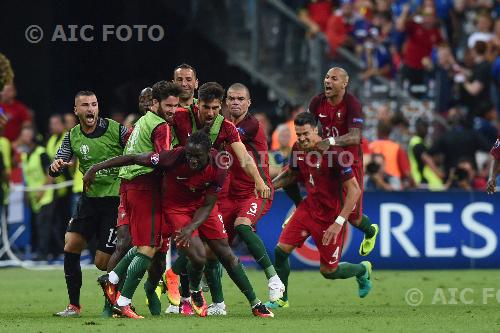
[1,268,499,333]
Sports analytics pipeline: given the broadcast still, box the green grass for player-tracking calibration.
[1,268,499,333]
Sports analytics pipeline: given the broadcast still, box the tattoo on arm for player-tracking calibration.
[335,128,361,147]
[272,168,298,189]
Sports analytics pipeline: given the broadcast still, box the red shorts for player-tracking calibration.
[348,164,364,222]
[219,195,272,245]
[279,203,346,269]
[165,206,227,245]
[120,188,163,247]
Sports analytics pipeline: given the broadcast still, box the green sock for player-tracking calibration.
[121,253,151,299]
[112,247,138,279]
[172,252,188,275]
[187,260,204,291]
[204,260,224,303]
[274,246,290,301]
[322,262,366,279]
[144,279,161,315]
[235,224,276,279]
[101,298,113,318]
[354,215,375,238]
[224,260,258,306]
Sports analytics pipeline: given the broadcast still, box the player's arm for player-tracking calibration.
[230,141,271,199]
[49,132,73,177]
[272,166,298,190]
[487,158,500,194]
[174,193,218,247]
[322,176,361,246]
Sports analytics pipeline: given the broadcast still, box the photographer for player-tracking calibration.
[364,154,401,191]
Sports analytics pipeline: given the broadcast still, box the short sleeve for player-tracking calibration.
[346,95,364,129]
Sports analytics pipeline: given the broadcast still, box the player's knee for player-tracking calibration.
[234,217,252,228]
[191,254,206,268]
[151,252,166,274]
[277,243,294,254]
[218,250,238,269]
[63,233,85,253]
[94,255,109,271]
[319,265,337,277]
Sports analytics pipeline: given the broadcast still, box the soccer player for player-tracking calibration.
[486,137,500,194]
[83,131,274,318]
[308,67,378,256]
[49,91,129,317]
[91,81,181,318]
[204,83,284,316]
[169,81,271,314]
[268,112,372,308]
[173,63,198,108]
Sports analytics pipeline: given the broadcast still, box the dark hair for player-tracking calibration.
[294,112,317,127]
[473,40,487,56]
[174,63,197,78]
[227,83,250,99]
[198,82,225,102]
[377,121,392,137]
[152,81,182,102]
[187,130,212,152]
[75,90,95,100]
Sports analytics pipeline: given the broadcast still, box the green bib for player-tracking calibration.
[46,133,68,197]
[119,111,166,181]
[70,119,122,197]
[171,105,224,147]
[22,146,53,213]
[408,136,443,190]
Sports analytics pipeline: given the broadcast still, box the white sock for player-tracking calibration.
[117,295,131,307]
[215,301,225,308]
[269,275,281,284]
[108,271,119,284]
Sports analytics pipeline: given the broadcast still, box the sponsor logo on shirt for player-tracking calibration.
[341,167,353,176]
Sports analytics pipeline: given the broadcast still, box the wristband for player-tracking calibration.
[335,216,346,226]
[328,137,336,146]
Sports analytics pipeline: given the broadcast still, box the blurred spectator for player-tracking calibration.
[63,112,77,131]
[269,124,292,179]
[390,110,411,147]
[325,0,367,54]
[18,126,57,261]
[359,27,393,80]
[459,41,492,119]
[110,111,125,124]
[124,113,141,129]
[408,118,445,190]
[369,121,414,189]
[429,108,491,175]
[445,158,487,190]
[473,103,498,145]
[467,11,494,49]
[0,84,33,143]
[253,112,273,146]
[433,43,461,113]
[297,0,334,36]
[396,4,443,91]
[364,153,401,191]
[271,104,304,150]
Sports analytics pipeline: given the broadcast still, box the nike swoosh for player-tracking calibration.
[319,114,327,118]
[105,244,114,248]
[329,260,338,265]
[176,176,188,180]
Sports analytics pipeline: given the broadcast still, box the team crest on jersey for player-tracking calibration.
[80,144,89,155]
[150,153,160,166]
[495,139,500,149]
[337,111,342,119]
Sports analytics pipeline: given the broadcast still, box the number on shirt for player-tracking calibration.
[246,202,258,216]
[106,228,117,248]
[309,174,315,186]
[218,214,227,234]
[324,126,340,139]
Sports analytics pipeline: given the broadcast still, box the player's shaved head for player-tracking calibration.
[227,83,250,99]
[328,67,349,82]
[74,90,96,105]
[174,63,197,79]
[138,87,153,114]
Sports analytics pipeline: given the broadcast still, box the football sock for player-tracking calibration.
[144,279,161,315]
[171,252,188,275]
[120,253,151,299]
[64,251,82,307]
[224,259,259,306]
[187,260,204,291]
[204,260,224,303]
[179,272,190,298]
[235,224,277,279]
[322,262,366,279]
[274,246,290,301]
[147,251,166,287]
[112,247,137,281]
[354,215,376,238]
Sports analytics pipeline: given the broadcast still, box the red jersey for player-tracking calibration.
[403,21,443,70]
[173,106,241,150]
[308,92,364,166]
[148,147,227,210]
[0,99,32,142]
[288,143,354,224]
[491,138,500,160]
[228,113,273,198]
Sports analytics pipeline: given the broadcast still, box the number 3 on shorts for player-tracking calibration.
[246,202,257,216]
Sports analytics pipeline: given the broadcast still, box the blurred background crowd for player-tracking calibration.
[0,0,499,261]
